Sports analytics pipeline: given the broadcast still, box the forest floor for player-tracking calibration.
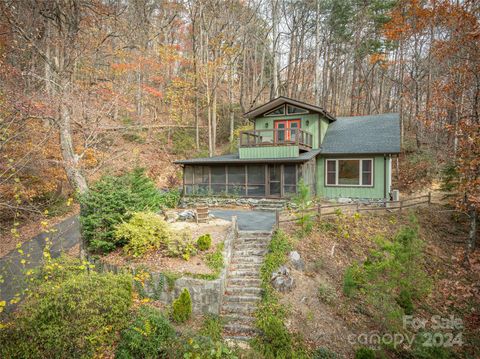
[280,205,479,358]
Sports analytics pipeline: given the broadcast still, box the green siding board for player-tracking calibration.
[239,146,298,159]
[320,117,329,145]
[254,113,321,148]
[316,156,386,199]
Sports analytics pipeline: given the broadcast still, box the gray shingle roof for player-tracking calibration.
[174,149,321,165]
[321,113,400,154]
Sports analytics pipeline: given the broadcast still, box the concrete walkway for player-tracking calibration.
[0,216,80,314]
[210,209,276,231]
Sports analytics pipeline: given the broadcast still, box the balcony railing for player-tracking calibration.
[239,128,313,150]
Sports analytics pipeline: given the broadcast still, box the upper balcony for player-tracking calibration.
[239,128,313,152]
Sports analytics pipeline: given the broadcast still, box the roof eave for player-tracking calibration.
[243,96,336,121]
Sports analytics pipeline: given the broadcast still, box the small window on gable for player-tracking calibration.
[287,105,309,115]
[265,105,285,116]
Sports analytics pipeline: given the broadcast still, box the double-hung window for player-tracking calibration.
[325,159,373,187]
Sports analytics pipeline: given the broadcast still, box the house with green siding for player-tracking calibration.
[175,97,400,201]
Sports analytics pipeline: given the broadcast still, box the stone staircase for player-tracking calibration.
[221,230,272,341]
[251,199,287,212]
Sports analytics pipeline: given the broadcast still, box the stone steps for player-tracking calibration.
[228,262,262,270]
[227,278,262,286]
[237,231,272,238]
[228,269,260,277]
[221,230,272,342]
[222,314,255,325]
[224,286,263,296]
[234,242,269,250]
[224,323,258,335]
[221,303,257,315]
[223,295,261,303]
[224,335,252,342]
[233,249,268,257]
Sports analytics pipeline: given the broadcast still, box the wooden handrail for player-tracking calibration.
[239,128,313,148]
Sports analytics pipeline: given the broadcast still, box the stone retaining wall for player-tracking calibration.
[180,196,287,208]
[89,217,237,315]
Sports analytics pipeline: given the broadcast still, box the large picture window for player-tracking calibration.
[325,159,373,187]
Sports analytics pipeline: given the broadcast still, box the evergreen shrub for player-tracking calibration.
[116,212,171,257]
[172,288,192,323]
[196,234,212,251]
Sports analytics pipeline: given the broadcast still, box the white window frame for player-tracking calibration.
[325,158,374,187]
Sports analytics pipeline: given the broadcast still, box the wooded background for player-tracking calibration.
[0,0,478,226]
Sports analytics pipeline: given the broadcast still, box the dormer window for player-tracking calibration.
[287,105,309,115]
[265,105,285,116]
[264,104,310,117]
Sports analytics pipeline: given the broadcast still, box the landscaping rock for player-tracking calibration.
[178,210,195,221]
[289,251,305,271]
[271,265,294,292]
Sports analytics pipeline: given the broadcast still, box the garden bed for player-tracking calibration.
[101,218,231,276]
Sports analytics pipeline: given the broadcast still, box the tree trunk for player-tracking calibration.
[58,99,88,194]
[271,0,279,99]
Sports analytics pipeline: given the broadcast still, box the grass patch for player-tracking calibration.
[205,242,224,278]
[252,230,308,358]
[199,315,223,342]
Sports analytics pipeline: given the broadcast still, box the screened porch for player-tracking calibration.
[182,160,315,198]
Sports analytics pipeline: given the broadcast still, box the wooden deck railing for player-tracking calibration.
[239,128,313,149]
[275,193,432,227]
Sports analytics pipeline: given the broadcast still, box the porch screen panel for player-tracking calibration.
[283,165,297,195]
[211,166,226,195]
[227,166,246,196]
[184,165,194,194]
[247,165,265,196]
[194,166,209,194]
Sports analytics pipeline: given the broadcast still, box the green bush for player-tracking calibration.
[80,168,164,253]
[317,282,337,304]
[205,243,224,276]
[396,289,414,315]
[313,347,338,359]
[196,234,212,251]
[254,314,293,358]
[0,257,133,358]
[293,180,314,236]
[116,212,171,258]
[172,288,192,323]
[116,306,176,359]
[199,315,223,342]
[168,231,197,261]
[355,347,376,359]
[342,264,362,297]
[260,230,292,283]
[181,335,237,359]
[158,189,181,208]
[411,332,452,359]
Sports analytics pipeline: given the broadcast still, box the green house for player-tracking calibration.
[175,97,400,200]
